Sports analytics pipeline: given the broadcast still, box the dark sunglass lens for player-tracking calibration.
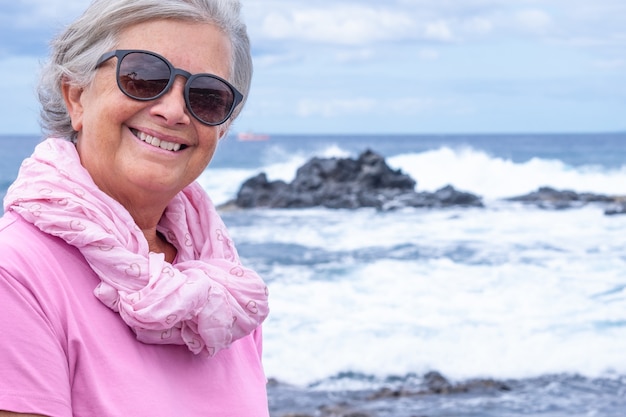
[187,76,234,124]
[118,52,171,99]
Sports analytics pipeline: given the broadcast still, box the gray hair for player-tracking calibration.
[38,0,252,140]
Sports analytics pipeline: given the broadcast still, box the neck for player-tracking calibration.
[125,203,178,263]
[143,226,178,263]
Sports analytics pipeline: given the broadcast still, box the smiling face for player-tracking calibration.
[63,19,233,220]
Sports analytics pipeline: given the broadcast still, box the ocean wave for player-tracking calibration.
[200,144,626,206]
[388,146,626,199]
[222,206,626,387]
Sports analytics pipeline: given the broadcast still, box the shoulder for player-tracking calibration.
[0,210,36,241]
[0,211,95,317]
[0,211,68,256]
[0,211,88,272]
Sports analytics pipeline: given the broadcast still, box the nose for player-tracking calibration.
[149,76,192,126]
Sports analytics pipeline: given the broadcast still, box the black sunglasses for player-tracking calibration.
[95,49,243,126]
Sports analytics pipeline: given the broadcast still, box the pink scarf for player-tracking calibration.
[4,138,269,356]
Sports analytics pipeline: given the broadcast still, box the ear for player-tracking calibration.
[61,78,85,132]
[218,122,231,140]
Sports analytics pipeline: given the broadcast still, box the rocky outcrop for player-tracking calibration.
[506,186,614,208]
[506,186,625,215]
[605,202,626,215]
[230,149,483,210]
[268,371,511,417]
[367,371,511,399]
[224,150,626,216]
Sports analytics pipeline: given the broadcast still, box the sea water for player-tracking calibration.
[2,133,626,416]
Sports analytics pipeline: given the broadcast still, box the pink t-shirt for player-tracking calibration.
[0,212,269,417]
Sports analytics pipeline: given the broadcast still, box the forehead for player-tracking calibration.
[115,19,232,77]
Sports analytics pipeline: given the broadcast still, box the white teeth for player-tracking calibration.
[135,130,182,152]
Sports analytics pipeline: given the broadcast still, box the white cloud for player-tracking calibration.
[514,9,552,34]
[260,5,415,45]
[2,0,626,134]
[297,98,377,118]
[253,52,303,68]
[12,0,85,28]
[296,96,440,118]
[424,20,455,42]
[463,17,494,35]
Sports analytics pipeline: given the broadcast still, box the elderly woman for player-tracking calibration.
[0,0,270,416]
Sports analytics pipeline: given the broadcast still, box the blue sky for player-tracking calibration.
[1,0,625,135]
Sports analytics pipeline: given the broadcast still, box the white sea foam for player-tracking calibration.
[198,141,626,388]
[387,146,626,199]
[224,205,626,387]
[197,167,253,205]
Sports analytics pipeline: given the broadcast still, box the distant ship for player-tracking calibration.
[236,131,270,141]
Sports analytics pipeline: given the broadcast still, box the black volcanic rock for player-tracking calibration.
[230,149,483,210]
[234,173,290,208]
[506,186,617,210]
[226,152,626,216]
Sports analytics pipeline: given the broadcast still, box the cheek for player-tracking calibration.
[194,134,219,169]
[201,141,218,164]
[81,76,135,124]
